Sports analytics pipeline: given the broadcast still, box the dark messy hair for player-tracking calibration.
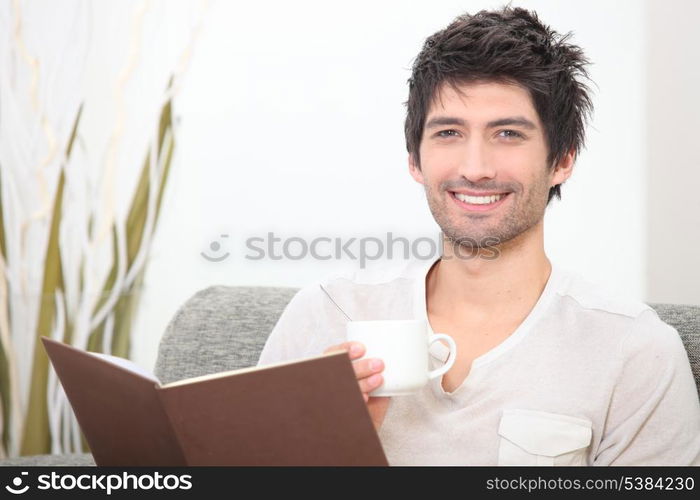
[404,6,593,203]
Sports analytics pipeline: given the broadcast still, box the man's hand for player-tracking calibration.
[324,342,390,431]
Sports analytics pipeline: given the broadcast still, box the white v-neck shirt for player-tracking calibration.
[257,257,700,465]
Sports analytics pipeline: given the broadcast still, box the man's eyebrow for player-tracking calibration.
[424,116,466,130]
[424,116,538,130]
[486,117,537,130]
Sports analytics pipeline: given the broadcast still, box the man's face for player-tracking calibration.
[409,80,572,249]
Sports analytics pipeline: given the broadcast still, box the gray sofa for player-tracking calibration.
[2,286,699,466]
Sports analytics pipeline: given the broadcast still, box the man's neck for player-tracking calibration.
[426,222,552,321]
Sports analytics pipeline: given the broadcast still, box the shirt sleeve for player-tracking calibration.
[594,308,700,465]
[256,283,325,366]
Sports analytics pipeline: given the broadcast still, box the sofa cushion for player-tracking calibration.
[648,303,700,399]
[155,286,298,384]
[0,452,94,466]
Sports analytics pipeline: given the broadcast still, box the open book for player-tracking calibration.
[41,337,387,466]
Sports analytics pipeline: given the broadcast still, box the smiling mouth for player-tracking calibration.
[453,192,505,204]
[448,191,511,212]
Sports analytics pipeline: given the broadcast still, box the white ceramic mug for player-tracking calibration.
[346,319,457,397]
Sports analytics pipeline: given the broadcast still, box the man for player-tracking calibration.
[257,6,700,465]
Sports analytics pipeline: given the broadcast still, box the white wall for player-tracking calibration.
[645,0,700,306]
[130,0,669,371]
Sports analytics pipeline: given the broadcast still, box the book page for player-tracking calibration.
[161,350,347,388]
[89,352,160,384]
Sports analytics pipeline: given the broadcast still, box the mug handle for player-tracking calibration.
[427,333,457,379]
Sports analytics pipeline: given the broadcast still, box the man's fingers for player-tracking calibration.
[324,341,365,360]
[358,373,383,394]
[353,358,384,379]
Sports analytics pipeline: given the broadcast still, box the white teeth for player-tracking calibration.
[454,192,505,205]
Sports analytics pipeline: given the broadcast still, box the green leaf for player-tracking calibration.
[0,346,10,455]
[20,104,82,456]
[0,167,10,455]
[20,170,66,455]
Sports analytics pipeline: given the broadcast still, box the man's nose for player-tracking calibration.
[456,140,496,182]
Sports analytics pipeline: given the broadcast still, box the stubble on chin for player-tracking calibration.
[423,181,549,250]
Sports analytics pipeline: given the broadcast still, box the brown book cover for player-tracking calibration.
[41,337,387,466]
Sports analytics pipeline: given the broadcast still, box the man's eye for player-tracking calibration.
[436,129,459,138]
[498,129,524,139]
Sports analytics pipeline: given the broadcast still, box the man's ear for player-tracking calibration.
[550,149,575,187]
[408,152,425,185]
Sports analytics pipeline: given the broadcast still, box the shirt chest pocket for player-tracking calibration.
[497,409,593,466]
